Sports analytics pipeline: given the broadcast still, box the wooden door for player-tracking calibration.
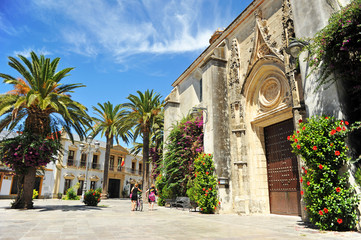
[264,119,301,215]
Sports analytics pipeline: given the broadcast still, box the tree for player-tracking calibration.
[122,90,163,198]
[0,52,90,209]
[91,101,131,198]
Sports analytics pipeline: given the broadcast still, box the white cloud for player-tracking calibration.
[30,0,230,61]
[13,48,52,58]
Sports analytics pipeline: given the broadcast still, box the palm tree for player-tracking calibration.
[0,52,90,208]
[122,90,163,197]
[91,101,131,198]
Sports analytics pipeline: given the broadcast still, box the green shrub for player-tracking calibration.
[187,153,219,214]
[32,189,39,199]
[288,116,359,230]
[64,186,80,200]
[84,189,101,206]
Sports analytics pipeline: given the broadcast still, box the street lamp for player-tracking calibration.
[79,136,100,202]
[285,39,309,58]
[191,106,208,123]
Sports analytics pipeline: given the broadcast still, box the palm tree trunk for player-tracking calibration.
[142,131,150,201]
[11,167,36,209]
[102,134,113,199]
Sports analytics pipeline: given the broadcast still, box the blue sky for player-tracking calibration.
[0,0,253,143]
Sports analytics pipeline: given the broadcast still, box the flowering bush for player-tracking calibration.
[64,185,80,200]
[0,132,61,174]
[83,189,101,206]
[187,153,218,214]
[157,115,203,204]
[32,189,39,199]
[306,0,361,88]
[288,116,359,230]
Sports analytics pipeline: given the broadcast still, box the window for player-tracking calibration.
[63,179,71,195]
[77,180,84,195]
[131,162,136,174]
[109,155,114,171]
[90,181,96,190]
[67,150,75,166]
[200,78,203,102]
[117,157,122,172]
[138,163,142,175]
[92,155,98,169]
[80,153,87,168]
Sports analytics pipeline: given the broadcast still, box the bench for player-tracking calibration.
[165,198,176,208]
[171,197,191,210]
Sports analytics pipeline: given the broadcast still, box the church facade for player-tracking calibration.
[164,0,350,218]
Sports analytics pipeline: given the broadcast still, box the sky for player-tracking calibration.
[0,0,253,144]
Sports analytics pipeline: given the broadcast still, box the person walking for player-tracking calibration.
[146,184,157,211]
[130,183,142,211]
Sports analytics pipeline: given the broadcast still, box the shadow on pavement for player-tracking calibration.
[2,204,107,212]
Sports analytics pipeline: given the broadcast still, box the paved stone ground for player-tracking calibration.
[0,199,360,240]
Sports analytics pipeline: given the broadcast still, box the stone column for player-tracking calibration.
[201,51,232,212]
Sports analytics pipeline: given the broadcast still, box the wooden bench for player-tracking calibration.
[171,196,191,210]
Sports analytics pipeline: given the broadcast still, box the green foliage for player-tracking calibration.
[63,185,80,200]
[355,167,361,186]
[32,189,39,199]
[288,116,359,230]
[84,189,101,206]
[187,153,218,214]
[306,0,361,87]
[156,114,203,204]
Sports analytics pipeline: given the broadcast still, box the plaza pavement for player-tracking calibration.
[0,199,360,240]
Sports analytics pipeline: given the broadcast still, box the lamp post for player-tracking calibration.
[79,136,100,202]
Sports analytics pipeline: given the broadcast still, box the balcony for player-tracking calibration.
[109,165,114,171]
[117,166,122,172]
[91,163,101,170]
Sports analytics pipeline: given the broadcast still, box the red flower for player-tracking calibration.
[345,121,349,125]
[330,129,336,135]
[336,127,342,132]
[209,188,212,191]
[340,120,344,125]
[218,181,220,184]
[203,162,205,165]
[294,139,298,143]
[292,135,295,139]
[330,143,334,146]
[304,170,307,174]
[319,210,323,216]
[307,181,310,186]
[219,201,221,205]
[302,127,306,130]
[336,187,341,193]
[205,193,208,196]
[208,154,211,156]
[214,206,217,209]
[203,188,205,191]
[301,191,304,195]
[300,177,303,183]
[342,126,346,131]
[201,208,203,211]
[337,218,343,224]
[195,174,197,177]
[206,171,209,175]
[313,146,317,151]
[299,119,303,123]
[335,151,340,156]
[206,190,209,193]
[297,145,301,149]
[287,136,290,140]
[325,117,329,119]
[93,192,95,196]
[304,207,307,211]
[324,208,329,213]
[297,130,300,134]
[319,164,323,170]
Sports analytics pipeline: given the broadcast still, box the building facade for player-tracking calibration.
[164,0,352,218]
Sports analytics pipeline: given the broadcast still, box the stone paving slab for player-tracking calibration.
[0,199,360,240]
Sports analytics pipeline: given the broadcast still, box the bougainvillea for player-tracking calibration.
[306,0,361,87]
[156,115,203,204]
[288,116,359,231]
[0,132,61,174]
[187,153,218,214]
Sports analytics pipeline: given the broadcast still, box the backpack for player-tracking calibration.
[149,192,156,201]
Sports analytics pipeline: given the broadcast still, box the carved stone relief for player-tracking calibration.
[228,38,241,88]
